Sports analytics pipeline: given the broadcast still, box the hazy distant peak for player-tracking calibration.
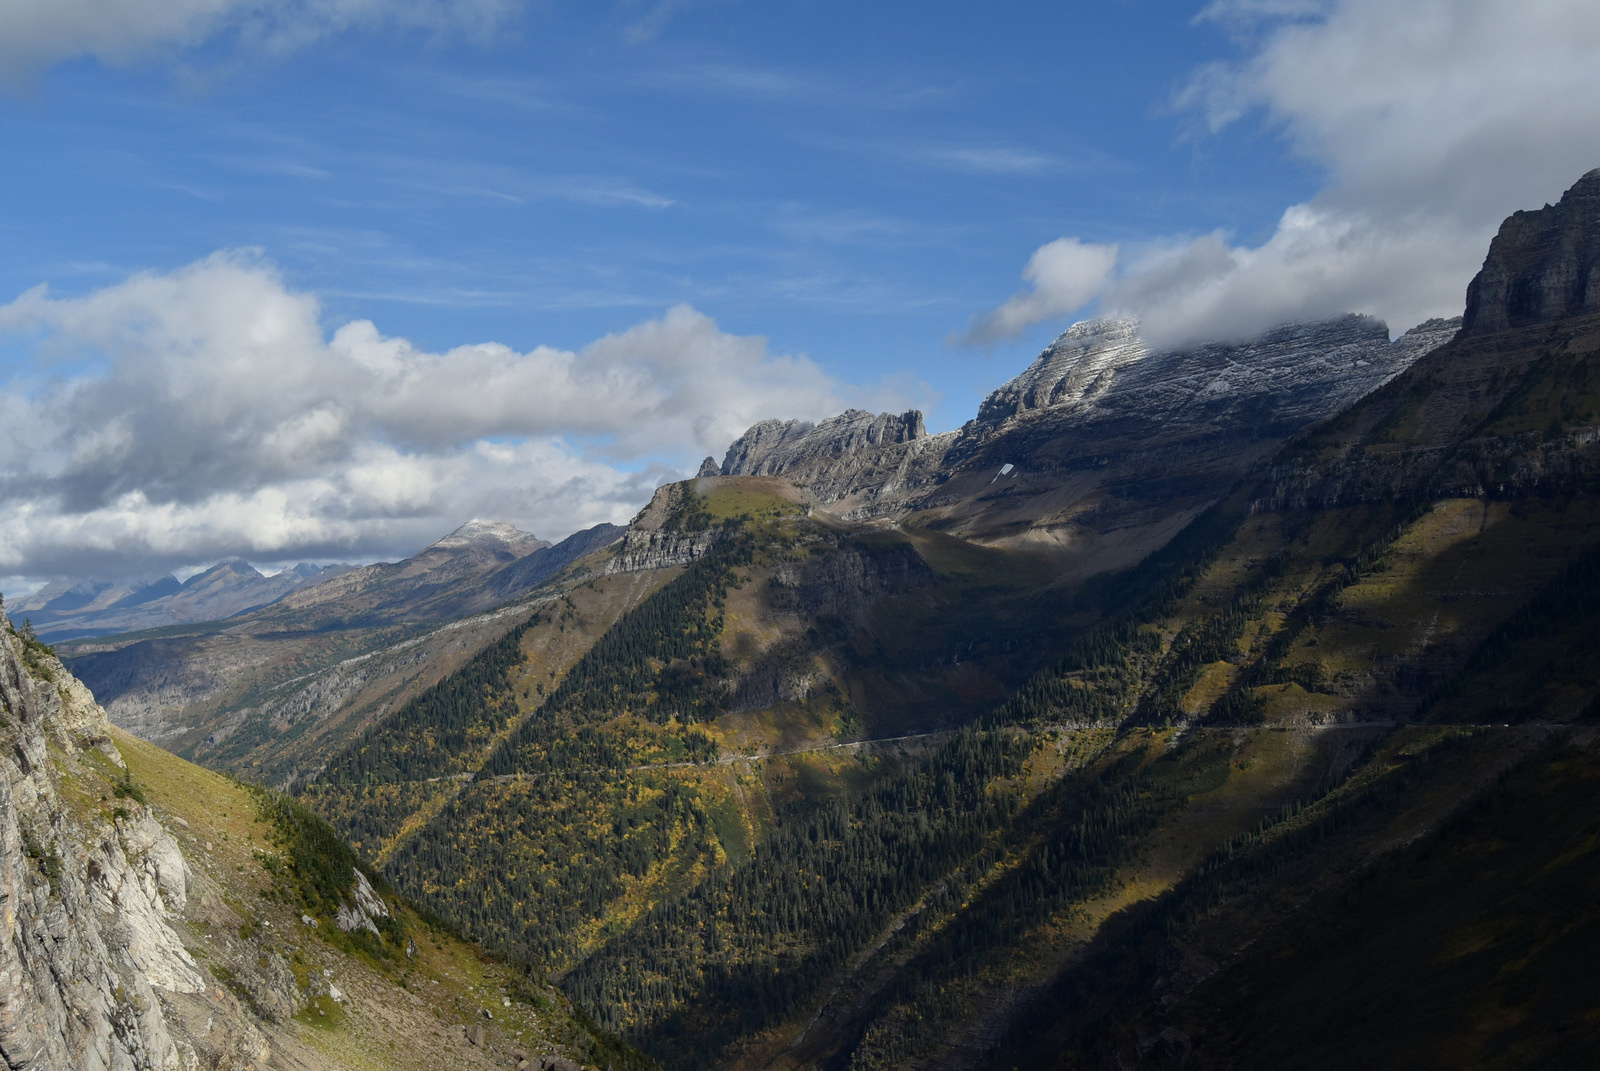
[426,519,547,555]
[190,558,265,581]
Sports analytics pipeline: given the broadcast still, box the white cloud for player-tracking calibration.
[0,0,518,80]
[954,238,1119,345]
[1100,205,1483,348]
[966,0,1600,348]
[0,250,910,581]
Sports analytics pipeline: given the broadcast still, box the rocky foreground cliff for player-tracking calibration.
[0,605,632,1070]
[0,610,219,1070]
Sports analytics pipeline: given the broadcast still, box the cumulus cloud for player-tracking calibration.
[0,251,903,581]
[0,0,518,79]
[966,0,1600,348]
[954,238,1119,345]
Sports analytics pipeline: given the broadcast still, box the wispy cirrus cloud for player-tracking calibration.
[647,60,960,112]
[0,0,522,81]
[621,0,711,44]
[916,146,1056,175]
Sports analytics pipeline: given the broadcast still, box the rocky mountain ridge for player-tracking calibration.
[716,312,1459,586]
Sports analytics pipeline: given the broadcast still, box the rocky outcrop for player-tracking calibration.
[974,318,1146,425]
[0,607,263,1070]
[1461,168,1600,336]
[335,868,391,937]
[720,409,927,476]
[604,483,727,574]
[719,410,954,522]
[715,314,1459,540]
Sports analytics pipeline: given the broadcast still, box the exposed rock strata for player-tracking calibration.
[604,482,729,574]
[0,609,267,1070]
[1461,168,1600,336]
[718,314,1460,546]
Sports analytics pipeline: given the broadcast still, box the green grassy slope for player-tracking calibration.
[107,723,646,1071]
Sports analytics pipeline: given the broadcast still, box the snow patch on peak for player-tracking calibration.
[428,519,545,554]
[977,317,1147,425]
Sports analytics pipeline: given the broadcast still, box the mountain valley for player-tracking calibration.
[10,171,1600,1070]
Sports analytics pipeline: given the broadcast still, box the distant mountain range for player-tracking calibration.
[15,518,625,642]
[12,559,355,641]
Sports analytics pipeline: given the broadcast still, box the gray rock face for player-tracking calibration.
[0,608,266,1071]
[717,314,1459,538]
[956,314,1459,465]
[604,482,727,574]
[719,409,926,477]
[974,318,1146,425]
[718,409,951,521]
[335,868,391,937]
[1462,168,1600,336]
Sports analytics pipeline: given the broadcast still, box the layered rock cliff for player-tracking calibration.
[718,313,1459,552]
[1461,168,1600,336]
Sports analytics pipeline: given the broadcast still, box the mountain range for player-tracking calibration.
[13,560,354,642]
[55,306,1461,778]
[9,169,1600,1070]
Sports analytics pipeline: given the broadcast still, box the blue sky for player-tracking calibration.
[1,0,1597,585]
[2,2,1316,429]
